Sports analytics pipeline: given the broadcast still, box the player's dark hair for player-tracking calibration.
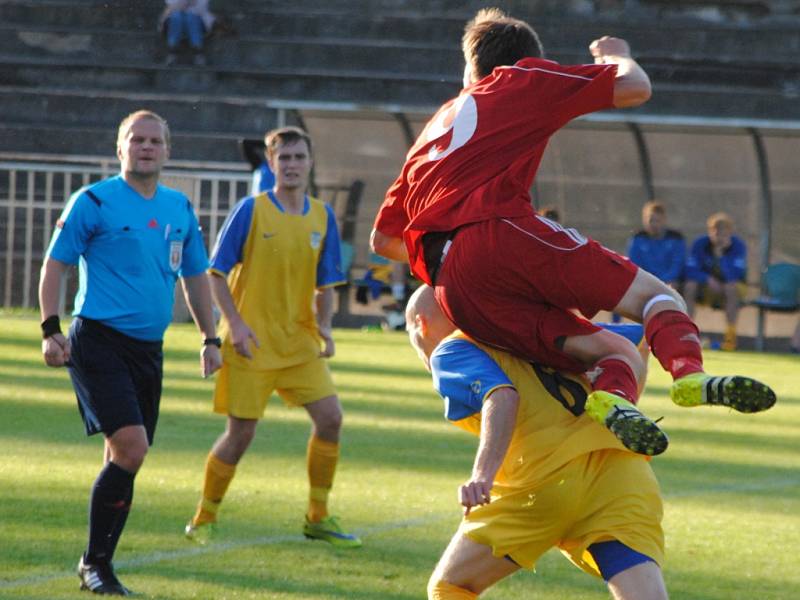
[538,205,560,223]
[462,8,543,83]
[264,126,313,161]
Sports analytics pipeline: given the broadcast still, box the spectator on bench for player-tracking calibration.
[626,200,686,290]
[684,212,747,351]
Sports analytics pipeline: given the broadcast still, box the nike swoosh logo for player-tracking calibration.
[262,232,277,239]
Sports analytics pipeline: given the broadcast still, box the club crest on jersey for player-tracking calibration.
[310,231,321,249]
[470,379,482,401]
[169,240,182,272]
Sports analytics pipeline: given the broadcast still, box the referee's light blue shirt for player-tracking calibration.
[46,175,209,341]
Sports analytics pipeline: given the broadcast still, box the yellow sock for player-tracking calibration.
[723,325,737,350]
[192,453,236,526]
[428,580,478,599]
[306,435,339,523]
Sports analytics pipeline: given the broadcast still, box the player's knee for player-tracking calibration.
[642,289,686,319]
[107,426,149,471]
[314,409,342,439]
[221,422,257,458]
[427,578,478,599]
[230,429,256,455]
[623,270,685,317]
[112,444,147,472]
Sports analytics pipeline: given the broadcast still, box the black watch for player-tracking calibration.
[203,337,222,348]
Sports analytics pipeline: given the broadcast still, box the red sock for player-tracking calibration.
[591,358,639,405]
[645,310,704,380]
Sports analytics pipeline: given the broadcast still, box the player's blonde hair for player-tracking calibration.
[707,211,734,230]
[264,126,313,161]
[116,110,170,149]
[642,200,666,218]
[462,8,543,83]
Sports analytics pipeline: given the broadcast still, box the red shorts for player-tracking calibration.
[433,215,638,373]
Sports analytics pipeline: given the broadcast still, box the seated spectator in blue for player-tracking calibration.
[160,0,215,66]
[627,201,685,289]
[240,137,276,195]
[251,158,275,195]
[684,212,747,351]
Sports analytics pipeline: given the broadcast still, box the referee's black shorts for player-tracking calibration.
[67,317,163,445]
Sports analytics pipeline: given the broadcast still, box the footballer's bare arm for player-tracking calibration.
[370,228,409,262]
[460,386,519,516]
[38,257,71,367]
[208,271,260,359]
[590,36,652,108]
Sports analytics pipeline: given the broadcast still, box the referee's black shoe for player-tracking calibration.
[77,555,132,596]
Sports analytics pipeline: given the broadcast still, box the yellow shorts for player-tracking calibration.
[460,449,664,577]
[213,357,336,419]
[697,281,747,308]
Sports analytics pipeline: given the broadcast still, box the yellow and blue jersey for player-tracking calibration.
[210,191,345,370]
[430,333,629,496]
[47,175,208,341]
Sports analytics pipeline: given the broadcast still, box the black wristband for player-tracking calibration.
[41,315,62,339]
[203,337,222,348]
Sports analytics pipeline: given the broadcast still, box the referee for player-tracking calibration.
[38,110,222,596]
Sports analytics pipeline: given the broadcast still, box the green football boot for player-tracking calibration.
[585,391,669,456]
[184,521,217,545]
[303,516,362,549]
[670,373,776,413]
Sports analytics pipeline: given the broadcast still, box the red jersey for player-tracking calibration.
[374,57,617,284]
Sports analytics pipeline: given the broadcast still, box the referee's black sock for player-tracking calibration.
[107,479,134,560]
[85,461,136,565]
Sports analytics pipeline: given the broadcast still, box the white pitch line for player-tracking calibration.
[0,513,452,591]
[2,477,798,591]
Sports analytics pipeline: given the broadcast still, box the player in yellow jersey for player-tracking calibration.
[406,285,667,599]
[185,126,361,548]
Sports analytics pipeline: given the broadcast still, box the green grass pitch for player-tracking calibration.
[0,314,798,599]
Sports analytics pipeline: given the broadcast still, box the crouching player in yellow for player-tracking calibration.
[406,286,668,599]
[185,126,361,548]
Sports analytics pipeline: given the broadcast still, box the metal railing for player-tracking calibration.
[0,153,359,310]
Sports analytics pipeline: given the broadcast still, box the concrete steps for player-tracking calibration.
[0,87,278,133]
[1,0,799,161]
[5,23,800,90]
[3,52,795,120]
[0,55,459,107]
[0,121,250,162]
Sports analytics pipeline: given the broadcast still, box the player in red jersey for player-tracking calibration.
[371,8,775,456]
